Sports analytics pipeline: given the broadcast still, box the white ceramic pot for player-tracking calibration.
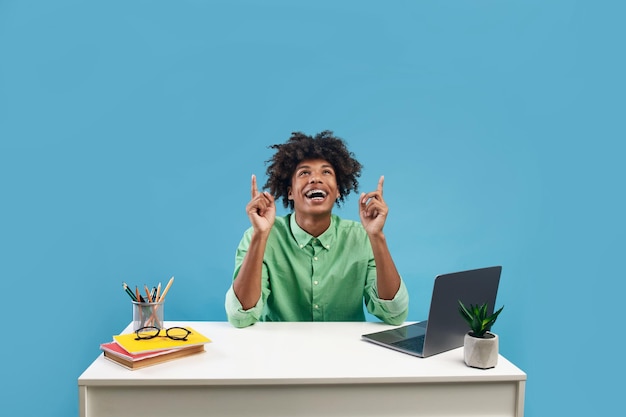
[463,332,498,369]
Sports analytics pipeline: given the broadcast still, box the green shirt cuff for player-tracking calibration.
[368,280,410,325]
[225,285,263,328]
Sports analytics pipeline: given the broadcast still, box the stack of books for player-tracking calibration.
[100,326,211,370]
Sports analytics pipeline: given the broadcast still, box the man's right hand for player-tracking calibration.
[247,174,276,234]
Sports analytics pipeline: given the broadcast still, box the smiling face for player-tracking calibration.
[288,159,341,219]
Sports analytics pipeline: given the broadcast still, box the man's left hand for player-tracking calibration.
[359,175,388,236]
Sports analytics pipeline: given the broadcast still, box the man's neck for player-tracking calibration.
[294,212,332,237]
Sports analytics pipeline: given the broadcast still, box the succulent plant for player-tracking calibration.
[458,300,504,338]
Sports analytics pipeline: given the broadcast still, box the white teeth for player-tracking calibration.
[306,189,327,198]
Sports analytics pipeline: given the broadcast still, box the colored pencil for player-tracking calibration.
[158,276,174,302]
[123,282,138,301]
[144,285,153,302]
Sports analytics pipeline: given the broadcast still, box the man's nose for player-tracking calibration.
[309,173,322,183]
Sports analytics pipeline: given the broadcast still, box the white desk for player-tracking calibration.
[79,321,526,417]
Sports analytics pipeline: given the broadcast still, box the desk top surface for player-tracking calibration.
[79,321,526,387]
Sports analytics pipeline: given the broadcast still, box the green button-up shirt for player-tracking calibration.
[225,213,409,328]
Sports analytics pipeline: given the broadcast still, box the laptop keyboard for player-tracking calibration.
[391,335,425,353]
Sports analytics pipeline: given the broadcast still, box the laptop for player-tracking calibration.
[362,266,502,358]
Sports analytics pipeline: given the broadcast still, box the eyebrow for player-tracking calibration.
[296,164,334,170]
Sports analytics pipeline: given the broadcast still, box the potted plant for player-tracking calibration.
[458,300,504,369]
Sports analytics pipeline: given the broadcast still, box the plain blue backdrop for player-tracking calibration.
[1,1,624,416]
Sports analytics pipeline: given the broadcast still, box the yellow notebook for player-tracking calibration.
[113,326,211,354]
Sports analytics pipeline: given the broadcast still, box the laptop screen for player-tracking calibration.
[362,266,502,357]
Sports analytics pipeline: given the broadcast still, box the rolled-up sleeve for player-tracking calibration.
[225,228,272,328]
[224,285,264,328]
[366,279,409,325]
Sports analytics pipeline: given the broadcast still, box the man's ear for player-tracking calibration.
[288,186,293,200]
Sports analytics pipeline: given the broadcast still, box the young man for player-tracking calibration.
[225,131,409,328]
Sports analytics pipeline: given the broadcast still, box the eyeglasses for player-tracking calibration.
[134,326,192,341]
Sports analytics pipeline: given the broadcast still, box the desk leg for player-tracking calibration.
[78,386,87,417]
[515,380,526,417]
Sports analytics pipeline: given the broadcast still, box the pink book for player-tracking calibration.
[100,341,175,361]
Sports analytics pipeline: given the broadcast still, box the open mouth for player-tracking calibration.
[305,189,328,201]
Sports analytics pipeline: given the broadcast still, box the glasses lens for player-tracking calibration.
[166,327,191,340]
[135,326,160,340]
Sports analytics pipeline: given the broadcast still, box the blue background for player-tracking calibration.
[1,1,624,416]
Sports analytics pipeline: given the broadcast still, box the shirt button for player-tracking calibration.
[313,256,318,261]
[314,304,319,309]
[313,280,319,285]
[325,244,330,249]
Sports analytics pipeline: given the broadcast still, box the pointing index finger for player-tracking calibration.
[251,174,259,198]
[378,175,384,196]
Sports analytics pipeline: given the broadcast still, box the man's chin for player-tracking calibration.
[296,203,333,216]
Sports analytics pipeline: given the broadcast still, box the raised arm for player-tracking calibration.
[359,176,401,300]
[232,175,276,309]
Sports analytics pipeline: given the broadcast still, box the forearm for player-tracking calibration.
[233,231,270,309]
[368,231,401,300]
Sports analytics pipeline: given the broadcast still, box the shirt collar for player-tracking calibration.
[289,213,336,250]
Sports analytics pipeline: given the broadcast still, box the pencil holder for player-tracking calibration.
[132,300,164,331]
